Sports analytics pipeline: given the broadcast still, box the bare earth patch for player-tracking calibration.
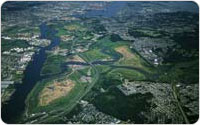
[60,35,74,42]
[64,24,85,31]
[115,46,143,67]
[69,55,85,62]
[115,46,153,73]
[39,79,75,106]
[115,46,135,59]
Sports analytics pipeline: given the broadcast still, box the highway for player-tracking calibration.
[28,49,100,123]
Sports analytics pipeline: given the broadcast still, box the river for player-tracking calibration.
[2,2,124,122]
[1,23,60,123]
[1,2,142,123]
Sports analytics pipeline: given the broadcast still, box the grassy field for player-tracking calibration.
[26,70,87,114]
[115,46,143,66]
[39,79,75,106]
[114,45,155,74]
[25,61,97,115]
[25,54,100,123]
[108,68,146,81]
[41,54,66,76]
[95,36,129,49]
[115,46,142,66]
[53,22,87,37]
[25,18,198,123]
[2,26,39,36]
[82,48,110,62]
[64,24,86,32]
[95,65,111,74]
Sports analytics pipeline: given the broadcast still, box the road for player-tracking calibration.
[171,83,189,124]
[28,46,100,124]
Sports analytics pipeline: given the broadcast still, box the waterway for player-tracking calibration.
[85,2,127,18]
[1,2,144,123]
[2,3,124,122]
[1,23,60,123]
[74,2,127,18]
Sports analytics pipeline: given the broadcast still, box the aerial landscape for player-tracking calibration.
[1,1,199,124]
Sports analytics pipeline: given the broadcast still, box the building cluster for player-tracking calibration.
[29,38,51,47]
[18,52,35,70]
[117,80,189,123]
[60,35,74,42]
[131,37,176,65]
[1,33,51,91]
[68,100,121,124]
[1,81,14,92]
[17,34,51,47]
[3,47,34,54]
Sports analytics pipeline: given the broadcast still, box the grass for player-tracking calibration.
[56,28,70,37]
[3,26,39,36]
[26,64,97,115]
[92,87,153,123]
[1,39,30,52]
[59,41,72,49]
[26,70,88,114]
[77,67,91,76]
[40,54,65,76]
[39,79,75,106]
[95,65,111,74]
[18,27,40,34]
[25,61,100,124]
[95,36,129,49]
[115,46,142,66]
[108,68,146,81]
[158,59,199,84]
[41,64,62,76]
[55,22,87,37]
[114,45,154,74]
[83,48,110,62]
[64,24,84,31]
[128,28,164,38]
[12,72,24,83]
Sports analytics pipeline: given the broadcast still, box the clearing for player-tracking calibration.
[115,46,143,68]
[39,79,75,106]
[67,55,85,62]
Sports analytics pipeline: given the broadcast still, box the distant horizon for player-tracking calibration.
[1,1,199,124]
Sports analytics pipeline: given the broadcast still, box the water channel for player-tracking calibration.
[2,23,60,123]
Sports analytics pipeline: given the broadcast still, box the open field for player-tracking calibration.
[67,55,85,62]
[2,2,198,124]
[39,79,75,106]
[114,45,155,74]
[41,54,66,76]
[64,24,86,31]
[115,46,144,67]
[83,48,111,62]
[108,68,146,81]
